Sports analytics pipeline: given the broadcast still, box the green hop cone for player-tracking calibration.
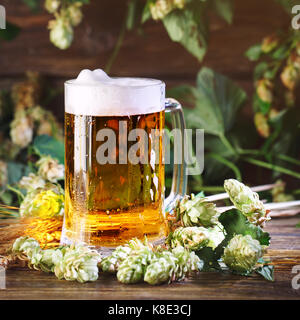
[144,246,202,285]
[49,17,73,50]
[19,173,46,191]
[172,246,203,280]
[222,234,265,274]
[100,246,132,273]
[144,250,177,285]
[65,3,83,27]
[0,160,7,187]
[54,245,101,283]
[261,34,279,53]
[37,155,64,183]
[150,0,173,20]
[224,179,270,226]
[19,183,64,219]
[176,194,219,228]
[117,247,154,284]
[12,236,41,259]
[33,248,64,273]
[45,0,60,13]
[271,179,294,203]
[100,238,147,273]
[167,227,209,251]
[256,78,273,103]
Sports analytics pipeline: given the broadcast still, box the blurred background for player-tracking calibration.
[0,0,299,208]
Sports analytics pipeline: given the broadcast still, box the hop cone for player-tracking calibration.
[167,227,209,251]
[144,246,202,285]
[54,245,101,283]
[20,183,64,218]
[117,247,154,284]
[45,0,60,13]
[222,234,265,273]
[175,194,219,228]
[36,155,64,183]
[12,236,40,260]
[224,179,270,226]
[100,238,147,273]
[31,248,64,273]
[49,17,74,50]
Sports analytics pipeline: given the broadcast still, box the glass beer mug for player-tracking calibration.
[61,69,187,253]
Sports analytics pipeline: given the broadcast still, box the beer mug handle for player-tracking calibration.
[164,98,187,213]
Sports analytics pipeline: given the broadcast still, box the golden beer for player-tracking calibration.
[62,69,187,252]
[64,111,167,247]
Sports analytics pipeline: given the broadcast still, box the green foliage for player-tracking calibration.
[195,247,221,271]
[163,3,208,62]
[181,67,247,136]
[245,44,262,61]
[254,94,271,115]
[274,0,299,13]
[255,264,274,281]
[218,209,271,246]
[168,67,247,184]
[33,135,65,164]
[0,22,20,41]
[69,0,90,3]
[6,162,31,185]
[126,0,145,30]
[22,0,40,12]
[140,0,234,62]
[210,0,233,24]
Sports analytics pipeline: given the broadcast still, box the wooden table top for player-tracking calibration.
[0,217,299,300]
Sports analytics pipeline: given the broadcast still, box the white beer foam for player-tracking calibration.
[65,69,165,116]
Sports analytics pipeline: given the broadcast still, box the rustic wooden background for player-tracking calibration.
[0,217,300,299]
[1,0,291,120]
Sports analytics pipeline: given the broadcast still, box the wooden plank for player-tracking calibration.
[0,217,299,300]
[1,0,290,79]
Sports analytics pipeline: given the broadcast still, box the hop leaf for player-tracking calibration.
[222,234,265,274]
[100,238,147,273]
[175,193,219,228]
[117,247,155,284]
[224,179,270,226]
